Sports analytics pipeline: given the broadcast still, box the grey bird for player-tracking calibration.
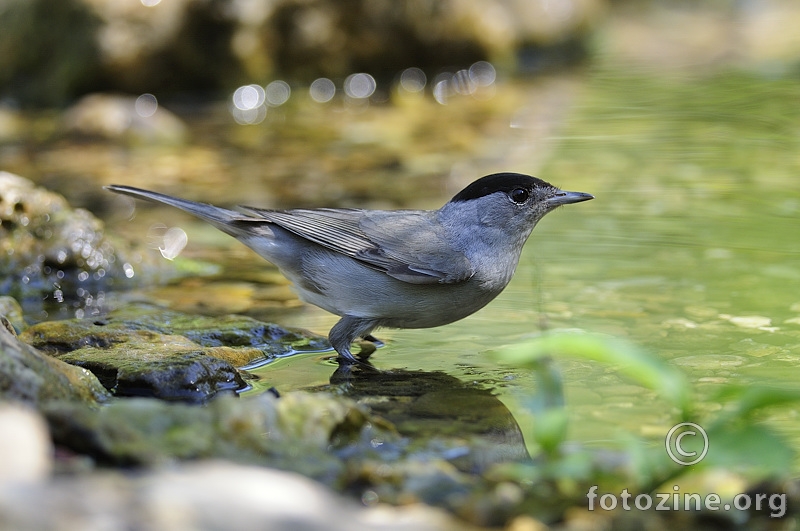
[106,173,592,363]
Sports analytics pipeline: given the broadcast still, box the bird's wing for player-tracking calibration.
[357,210,475,284]
[240,207,474,284]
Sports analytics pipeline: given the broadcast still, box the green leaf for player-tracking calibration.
[703,424,795,475]
[710,385,800,424]
[533,409,569,455]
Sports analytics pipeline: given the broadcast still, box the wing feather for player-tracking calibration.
[239,206,474,284]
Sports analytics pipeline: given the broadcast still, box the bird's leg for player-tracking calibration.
[329,315,379,364]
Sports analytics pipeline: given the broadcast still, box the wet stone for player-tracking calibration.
[324,367,530,472]
[0,173,172,314]
[0,322,111,407]
[0,296,24,333]
[19,303,329,402]
[42,391,379,478]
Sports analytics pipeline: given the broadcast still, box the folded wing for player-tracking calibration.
[240,207,474,284]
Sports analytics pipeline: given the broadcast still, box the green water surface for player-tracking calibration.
[238,68,800,460]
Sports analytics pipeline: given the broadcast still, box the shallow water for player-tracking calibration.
[237,67,800,459]
[6,55,799,464]
[553,71,799,453]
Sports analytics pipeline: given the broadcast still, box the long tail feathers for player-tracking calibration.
[105,184,251,232]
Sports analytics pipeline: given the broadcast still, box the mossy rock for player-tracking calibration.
[20,303,329,402]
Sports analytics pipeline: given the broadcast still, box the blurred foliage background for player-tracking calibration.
[0,0,605,107]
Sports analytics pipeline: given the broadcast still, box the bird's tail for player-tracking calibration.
[105,185,253,236]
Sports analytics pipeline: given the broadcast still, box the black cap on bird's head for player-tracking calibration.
[449,172,594,207]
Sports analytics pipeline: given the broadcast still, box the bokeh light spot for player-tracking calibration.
[233,84,265,110]
[432,73,452,105]
[134,93,158,118]
[451,69,476,95]
[265,80,291,106]
[399,67,426,93]
[344,73,376,99]
[469,61,496,86]
[309,78,336,103]
[231,105,267,125]
[231,84,267,124]
[159,227,188,261]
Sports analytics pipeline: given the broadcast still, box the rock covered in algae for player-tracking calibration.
[20,303,329,402]
[43,391,388,476]
[0,172,170,308]
[0,296,24,333]
[0,320,110,407]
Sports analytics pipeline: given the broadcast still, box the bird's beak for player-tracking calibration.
[546,190,594,207]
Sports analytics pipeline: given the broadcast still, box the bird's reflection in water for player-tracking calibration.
[317,362,531,472]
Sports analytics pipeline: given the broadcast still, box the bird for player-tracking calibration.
[106,173,592,363]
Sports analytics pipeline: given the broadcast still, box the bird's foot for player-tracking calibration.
[361,334,384,347]
[334,343,376,365]
[332,337,382,365]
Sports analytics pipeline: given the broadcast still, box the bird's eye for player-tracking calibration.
[509,188,529,204]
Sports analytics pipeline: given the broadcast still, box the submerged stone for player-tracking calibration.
[325,366,530,470]
[19,303,328,402]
